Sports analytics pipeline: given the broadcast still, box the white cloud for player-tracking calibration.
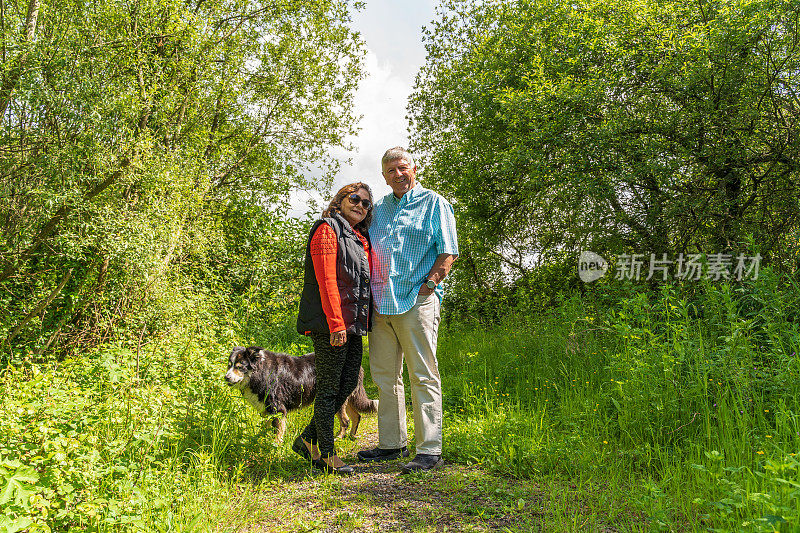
[334,50,413,192]
[289,48,414,217]
[288,0,439,218]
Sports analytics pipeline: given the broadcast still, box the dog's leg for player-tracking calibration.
[271,415,287,443]
[345,401,362,438]
[336,402,350,439]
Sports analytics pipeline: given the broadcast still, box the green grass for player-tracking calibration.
[438,277,800,531]
[2,272,800,531]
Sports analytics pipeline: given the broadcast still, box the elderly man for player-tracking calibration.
[357,146,458,472]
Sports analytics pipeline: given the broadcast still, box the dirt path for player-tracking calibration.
[221,426,634,533]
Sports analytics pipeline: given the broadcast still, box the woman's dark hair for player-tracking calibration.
[322,182,374,233]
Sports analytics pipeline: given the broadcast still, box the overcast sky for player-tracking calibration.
[290,0,438,216]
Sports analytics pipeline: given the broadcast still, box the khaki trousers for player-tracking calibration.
[368,293,442,455]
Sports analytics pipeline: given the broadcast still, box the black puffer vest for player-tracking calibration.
[296,212,372,336]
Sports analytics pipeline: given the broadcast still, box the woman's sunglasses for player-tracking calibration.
[347,193,372,210]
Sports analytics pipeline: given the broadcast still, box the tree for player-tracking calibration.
[410,0,800,292]
[0,0,365,359]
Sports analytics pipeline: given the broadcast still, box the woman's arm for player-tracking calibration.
[310,223,346,345]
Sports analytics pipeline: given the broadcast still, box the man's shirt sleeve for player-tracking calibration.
[433,196,459,256]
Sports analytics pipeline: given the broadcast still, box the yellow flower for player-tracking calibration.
[603,440,608,444]
[757,451,765,455]
[766,435,772,438]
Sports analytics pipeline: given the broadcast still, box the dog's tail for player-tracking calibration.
[349,367,378,414]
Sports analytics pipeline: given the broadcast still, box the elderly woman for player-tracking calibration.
[294,182,374,474]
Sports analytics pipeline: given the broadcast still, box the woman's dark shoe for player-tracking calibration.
[312,457,354,475]
[292,435,313,461]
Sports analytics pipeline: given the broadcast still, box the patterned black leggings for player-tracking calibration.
[300,332,363,458]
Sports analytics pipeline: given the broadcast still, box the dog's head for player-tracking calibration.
[224,346,262,388]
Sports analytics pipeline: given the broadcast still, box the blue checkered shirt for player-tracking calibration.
[369,183,459,315]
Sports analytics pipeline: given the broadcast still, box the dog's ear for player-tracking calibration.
[245,346,264,363]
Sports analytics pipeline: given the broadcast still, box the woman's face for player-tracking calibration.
[340,187,371,227]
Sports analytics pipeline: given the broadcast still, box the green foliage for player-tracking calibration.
[0,301,318,531]
[0,459,41,533]
[0,0,365,361]
[411,0,800,297]
[688,450,800,532]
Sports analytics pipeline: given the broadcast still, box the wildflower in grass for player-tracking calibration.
[757,451,765,455]
[603,440,608,444]
[766,435,772,438]
[765,409,770,413]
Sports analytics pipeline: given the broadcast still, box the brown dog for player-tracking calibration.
[224,346,377,442]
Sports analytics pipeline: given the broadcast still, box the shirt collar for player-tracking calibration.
[390,183,421,205]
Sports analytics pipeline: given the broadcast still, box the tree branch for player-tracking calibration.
[7,267,72,344]
[0,157,131,283]
[0,0,39,119]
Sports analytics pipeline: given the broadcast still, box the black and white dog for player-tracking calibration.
[224,346,377,442]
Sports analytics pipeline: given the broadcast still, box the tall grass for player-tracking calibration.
[439,270,800,530]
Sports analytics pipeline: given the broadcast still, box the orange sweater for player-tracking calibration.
[310,223,370,333]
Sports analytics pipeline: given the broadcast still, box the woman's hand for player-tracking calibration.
[330,330,347,346]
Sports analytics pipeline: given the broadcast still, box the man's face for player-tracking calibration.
[382,157,416,198]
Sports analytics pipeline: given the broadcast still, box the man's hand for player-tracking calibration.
[330,330,347,346]
[419,254,457,298]
[418,284,434,297]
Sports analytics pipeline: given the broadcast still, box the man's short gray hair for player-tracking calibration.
[381,146,415,168]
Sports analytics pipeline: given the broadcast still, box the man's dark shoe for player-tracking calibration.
[357,446,410,463]
[400,453,444,473]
